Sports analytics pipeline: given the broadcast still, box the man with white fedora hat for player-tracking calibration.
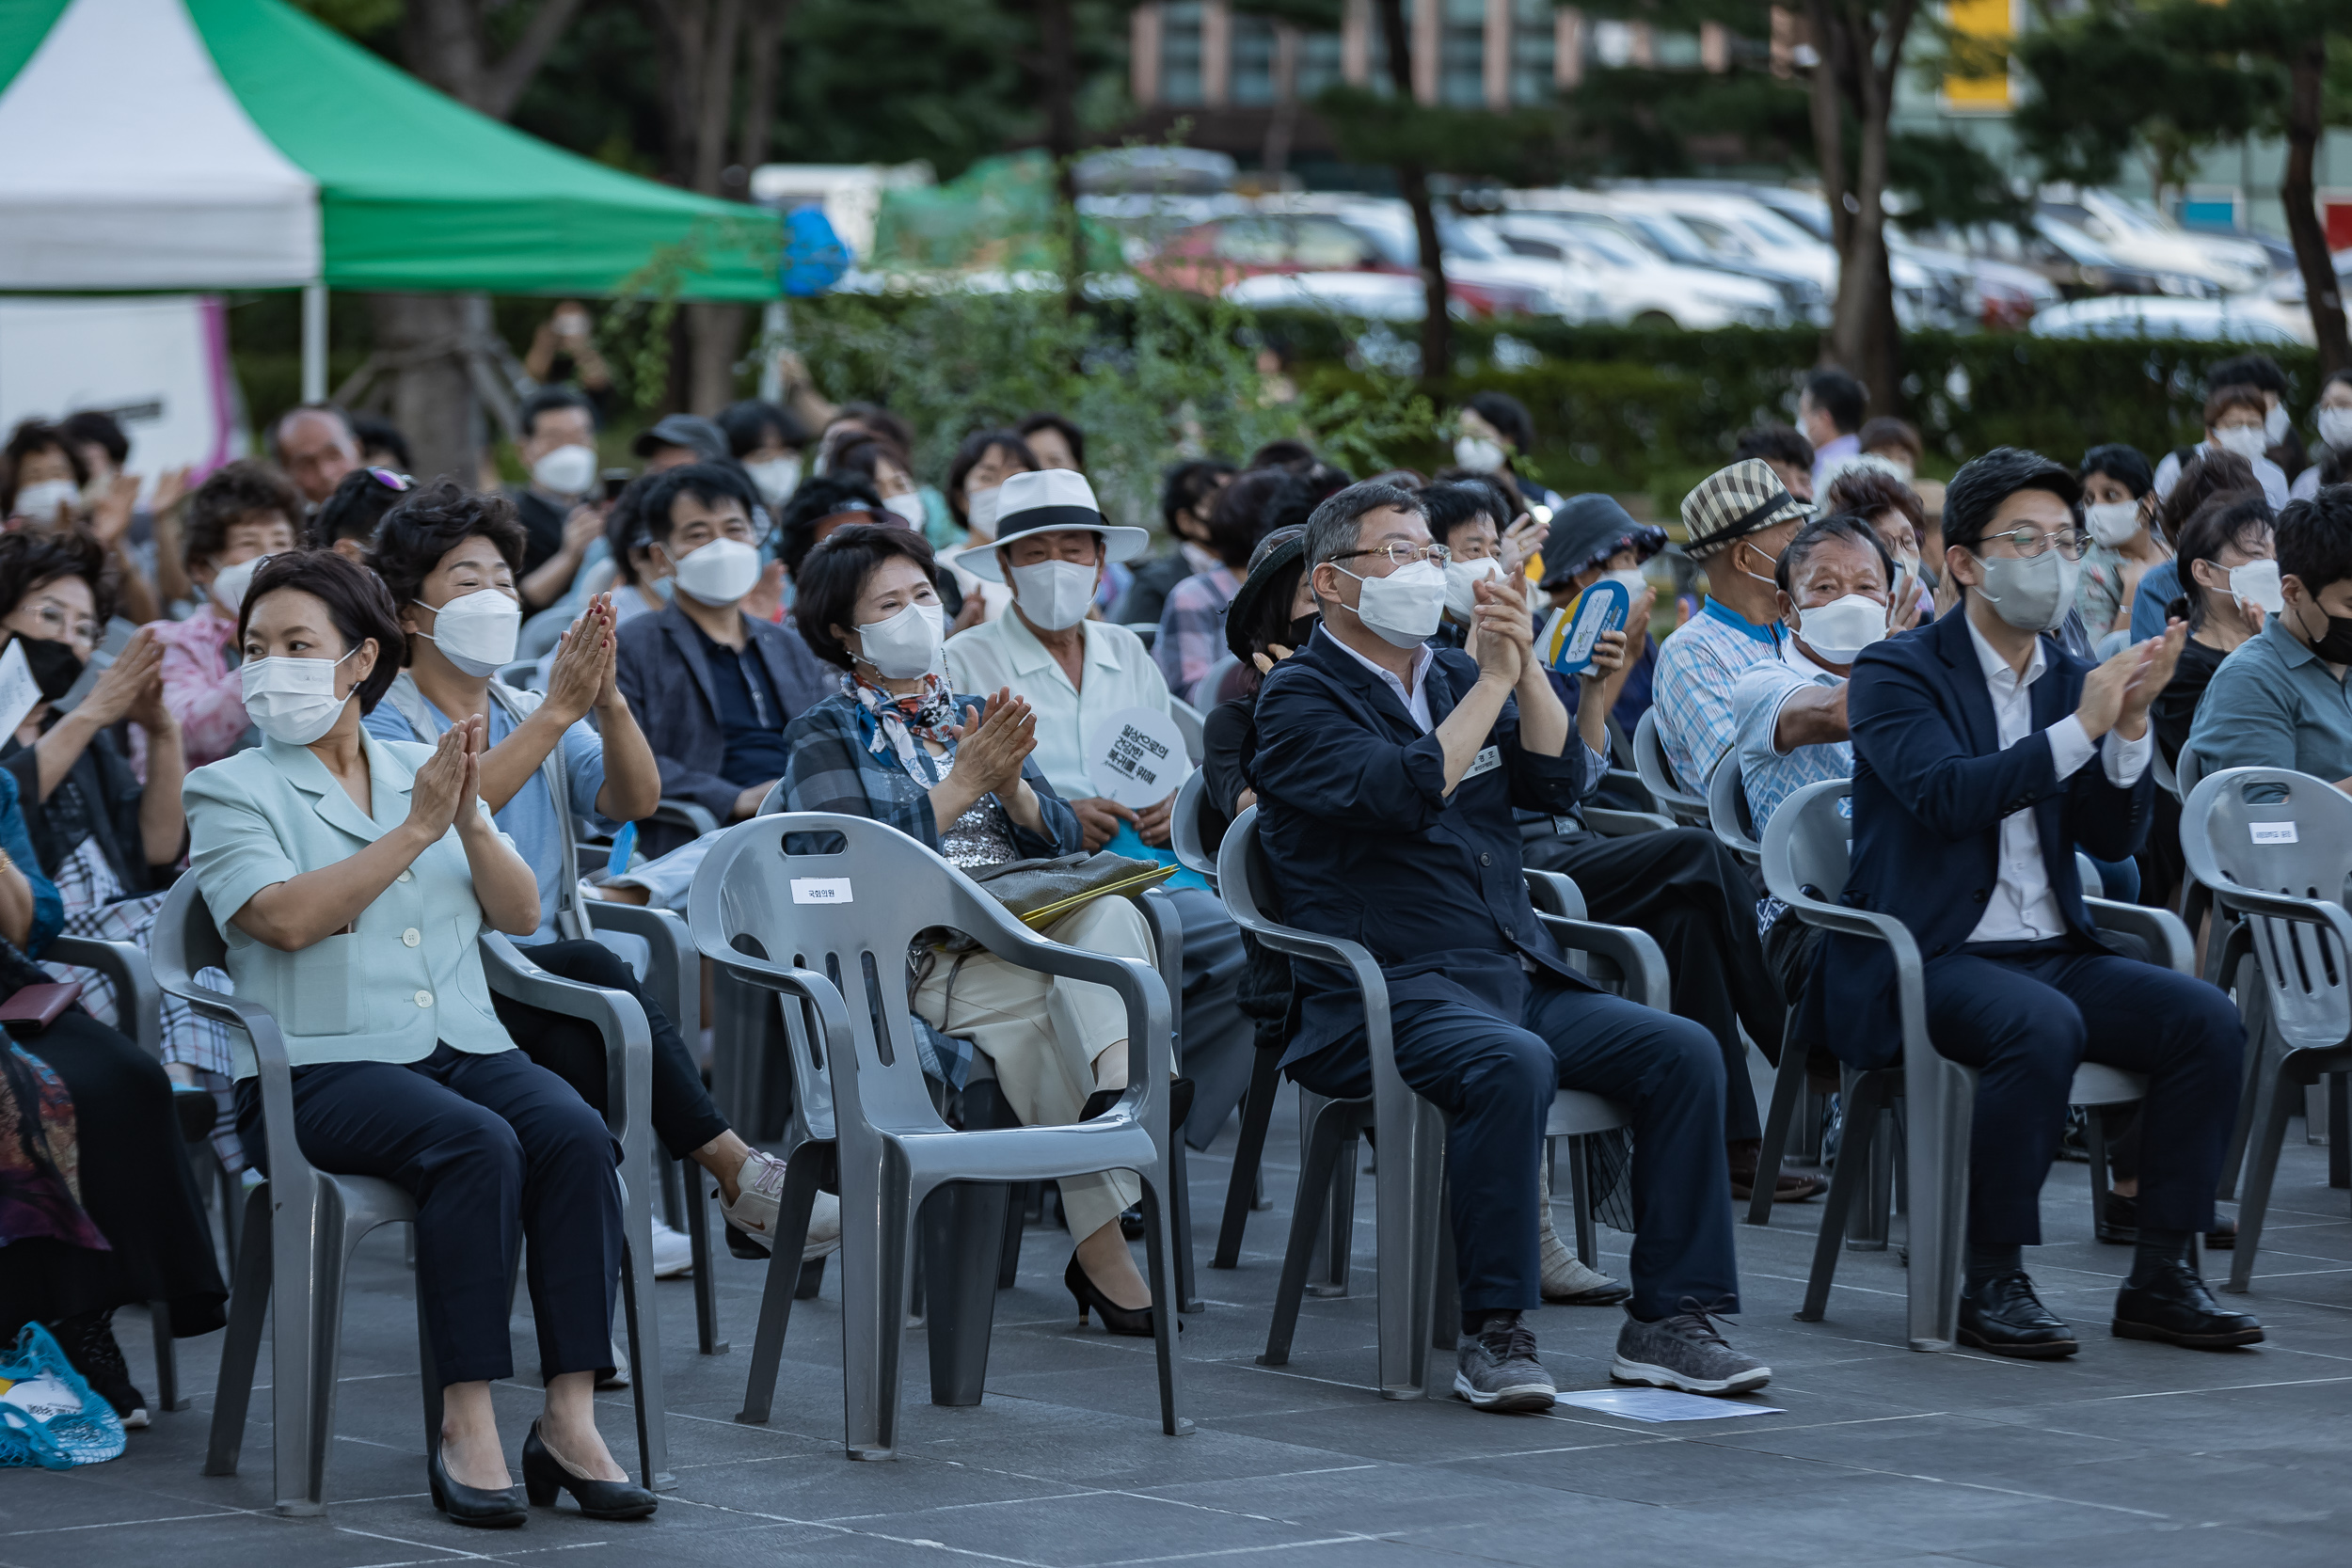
[946,469,1258,1151]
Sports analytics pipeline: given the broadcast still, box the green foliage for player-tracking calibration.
[1555,65,1810,179]
[1313,85,1578,187]
[868,153,1124,274]
[1887,133,2030,233]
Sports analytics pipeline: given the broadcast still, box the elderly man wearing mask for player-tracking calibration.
[944,470,1258,1150]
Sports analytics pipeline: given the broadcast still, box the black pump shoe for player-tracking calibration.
[1956,1271,2079,1359]
[1064,1254,1174,1338]
[521,1421,658,1519]
[428,1445,526,1528]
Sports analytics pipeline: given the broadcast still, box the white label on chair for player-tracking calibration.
[790,878,854,905]
[2251,821,2298,845]
[1463,745,1502,780]
[1087,706,1191,810]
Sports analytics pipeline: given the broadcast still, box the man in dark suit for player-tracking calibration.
[614,463,836,856]
[1252,480,1764,1412]
[1798,447,2259,1357]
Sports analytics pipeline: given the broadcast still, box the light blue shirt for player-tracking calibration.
[1653,596,1782,794]
[1733,641,1853,834]
[365,687,610,944]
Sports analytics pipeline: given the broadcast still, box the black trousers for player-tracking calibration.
[1291,979,1738,1321]
[236,1042,621,1386]
[0,1011,227,1339]
[498,938,730,1164]
[1526,827,1782,1142]
[1923,942,2242,1246]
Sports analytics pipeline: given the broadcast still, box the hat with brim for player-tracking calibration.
[1224,525,1309,663]
[631,413,727,461]
[1538,494,1668,591]
[1680,458,1809,560]
[946,468,1151,583]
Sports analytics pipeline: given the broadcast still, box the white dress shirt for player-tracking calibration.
[1324,626,1437,732]
[1963,615,2150,943]
[944,611,1189,802]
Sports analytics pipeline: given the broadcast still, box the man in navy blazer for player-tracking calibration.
[1253,480,1764,1411]
[1796,447,2259,1358]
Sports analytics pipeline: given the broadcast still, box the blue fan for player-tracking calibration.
[779,204,850,298]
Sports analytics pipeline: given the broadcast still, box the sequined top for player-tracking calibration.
[930,749,1019,869]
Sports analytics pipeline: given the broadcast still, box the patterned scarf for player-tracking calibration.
[852,673,961,784]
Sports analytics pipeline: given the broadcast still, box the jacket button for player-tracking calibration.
[414,990,434,1007]
[396,869,413,883]
[403,928,421,947]
[1478,852,1493,867]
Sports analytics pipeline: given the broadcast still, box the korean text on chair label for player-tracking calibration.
[791,878,854,905]
[2250,822,2298,846]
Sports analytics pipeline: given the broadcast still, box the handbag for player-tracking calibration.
[967,850,1177,930]
[0,1321,126,1469]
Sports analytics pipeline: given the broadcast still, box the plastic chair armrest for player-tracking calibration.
[691,942,855,1137]
[480,934,651,1142]
[1531,914,1671,1012]
[2085,896,2195,977]
[1583,808,1677,837]
[587,901,700,1038]
[46,934,160,1063]
[2202,879,2352,951]
[653,799,721,839]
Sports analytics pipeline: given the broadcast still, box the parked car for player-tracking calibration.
[1222,270,1467,321]
[2027,294,2311,345]
[1503,189,1830,323]
[1484,212,1788,328]
[1144,210,1564,318]
[2039,189,2275,296]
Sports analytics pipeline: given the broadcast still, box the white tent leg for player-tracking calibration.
[756,301,788,403]
[300,282,326,403]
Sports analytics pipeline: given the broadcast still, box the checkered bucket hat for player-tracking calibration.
[1680,459,1810,561]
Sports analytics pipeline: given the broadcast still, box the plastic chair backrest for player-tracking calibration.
[2150,743,2182,801]
[1632,708,1709,825]
[1705,751,1761,861]
[1760,776,1853,908]
[1170,769,1216,882]
[1124,622,1159,651]
[2175,743,2202,799]
[1186,655,1241,711]
[495,659,544,693]
[2181,765,2352,1051]
[1167,696,1206,765]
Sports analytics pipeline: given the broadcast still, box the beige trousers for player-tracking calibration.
[912,895,1152,1243]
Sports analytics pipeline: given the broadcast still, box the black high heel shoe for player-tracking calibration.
[521,1420,658,1519]
[1064,1254,1177,1338]
[427,1445,527,1528]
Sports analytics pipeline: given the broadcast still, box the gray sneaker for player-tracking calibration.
[1453,1316,1557,1413]
[1612,1303,1771,1396]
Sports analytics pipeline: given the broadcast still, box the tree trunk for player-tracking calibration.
[1375,0,1449,379]
[1808,0,1912,416]
[1261,23,1300,182]
[2285,40,2350,372]
[1037,0,1086,319]
[369,293,480,484]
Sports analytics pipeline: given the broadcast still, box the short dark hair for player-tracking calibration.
[185,459,304,568]
[2159,451,2258,545]
[0,529,118,628]
[2173,491,2274,631]
[2204,385,2266,427]
[1016,411,1087,468]
[1465,390,1535,454]
[2208,353,2287,397]
[1822,467,1925,537]
[792,522,939,671]
[366,483,528,665]
[776,473,887,578]
[833,402,914,451]
[1419,481,1505,554]
[1735,423,1814,471]
[518,387,597,440]
[1203,468,1294,572]
[945,428,1038,525]
[634,462,760,548]
[350,414,412,470]
[717,399,808,457]
[1804,369,1868,435]
[2079,443,2154,499]
[1942,447,2082,559]
[1248,438,1317,472]
[310,466,412,550]
[1776,513,1892,598]
[2,420,87,515]
[1160,458,1236,532]
[1857,416,1921,465]
[236,549,406,715]
[2277,487,2352,598]
[58,410,128,467]
[825,433,913,493]
[1305,479,1423,578]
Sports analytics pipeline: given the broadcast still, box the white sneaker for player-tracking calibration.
[596,1335,631,1390]
[722,1151,844,1260]
[648,1216,694,1278]
[1538,1155,1631,1305]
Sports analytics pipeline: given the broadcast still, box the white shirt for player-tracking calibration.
[944,611,1188,802]
[1963,615,2150,943]
[2152,441,2290,509]
[1323,626,1436,732]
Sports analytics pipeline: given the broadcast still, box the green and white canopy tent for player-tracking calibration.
[0,0,775,396]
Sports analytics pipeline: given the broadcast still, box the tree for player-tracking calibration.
[1804,0,1916,423]
[2015,0,2352,371]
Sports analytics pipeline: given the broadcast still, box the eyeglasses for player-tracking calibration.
[25,601,102,644]
[1982,526,2088,562]
[366,468,413,491]
[1331,542,1452,569]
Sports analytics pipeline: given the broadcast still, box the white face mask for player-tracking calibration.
[2265,403,2291,444]
[965,484,1004,540]
[1453,436,1506,474]
[1975,548,2081,634]
[1791,592,1887,665]
[2082,500,2141,548]
[853,599,945,680]
[531,442,598,498]
[1008,557,1098,630]
[1442,557,1503,620]
[2219,558,2284,615]
[882,491,928,528]
[668,536,761,607]
[242,648,358,746]
[416,588,521,677]
[210,555,263,616]
[2212,425,2270,463]
[10,480,79,522]
[1600,566,1649,595]
[2318,406,2352,451]
[744,455,801,508]
[1341,559,1448,649]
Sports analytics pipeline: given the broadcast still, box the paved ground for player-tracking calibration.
[8,1093,2350,1568]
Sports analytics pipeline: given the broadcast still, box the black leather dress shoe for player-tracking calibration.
[427,1446,526,1528]
[1956,1271,2079,1359]
[2093,1194,2237,1250]
[2113,1260,2265,1349]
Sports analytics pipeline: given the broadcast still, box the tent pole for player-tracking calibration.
[301,283,327,404]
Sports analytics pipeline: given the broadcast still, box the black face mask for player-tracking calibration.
[1285,612,1319,652]
[17,636,84,703]
[2294,596,2352,664]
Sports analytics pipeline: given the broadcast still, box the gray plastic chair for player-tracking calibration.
[651,797,720,841]
[1169,768,1216,884]
[1756,778,2184,1348]
[153,879,675,1513]
[2150,742,2183,802]
[493,658,546,693]
[2179,765,2352,1292]
[1123,622,1159,651]
[517,601,572,659]
[1632,708,1710,829]
[1705,752,1763,866]
[1167,695,1206,766]
[1187,655,1246,711]
[685,812,1189,1458]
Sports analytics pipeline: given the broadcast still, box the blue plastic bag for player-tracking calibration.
[0,1321,125,1468]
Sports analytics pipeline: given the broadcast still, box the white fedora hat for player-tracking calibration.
[948,468,1151,583]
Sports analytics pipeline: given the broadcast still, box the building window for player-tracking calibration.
[1440,0,1486,105]
[1510,0,1555,103]
[1232,11,1277,105]
[1299,28,1343,97]
[1162,1,1205,106]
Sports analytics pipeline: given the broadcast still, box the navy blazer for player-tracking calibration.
[614,601,838,855]
[1794,607,2152,1068]
[1250,627,1597,1069]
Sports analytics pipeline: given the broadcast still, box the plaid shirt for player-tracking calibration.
[1153,563,1240,696]
[1651,600,1782,794]
[1733,645,1852,836]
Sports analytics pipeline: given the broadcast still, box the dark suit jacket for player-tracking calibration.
[1250,627,1597,1070]
[1794,607,2152,1068]
[615,602,838,855]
